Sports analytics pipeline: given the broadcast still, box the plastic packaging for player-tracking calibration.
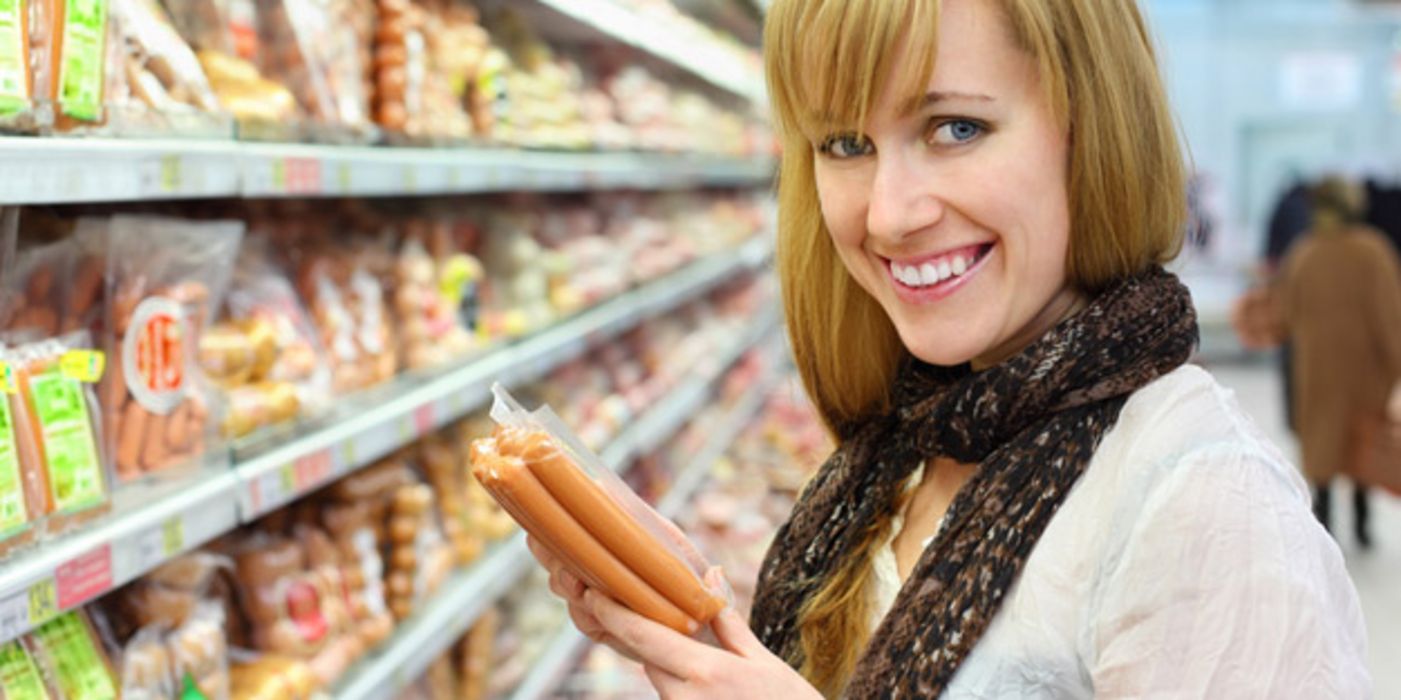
[106,0,227,137]
[168,602,231,700]
[255,0,372,140]
[393,233,477,371]
[47,0,111,132]
[25,609,120,700]
[0,345,45,559]
[0,0,48,133]
[10,331,111,537]
[0,637,59,699]
[117,626,174,700]
[470,383,727,635]
[103,215,243,482]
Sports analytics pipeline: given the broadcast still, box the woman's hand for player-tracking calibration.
[582,569,822,700]
[527,535,821,699]
[1388,380,1401,423]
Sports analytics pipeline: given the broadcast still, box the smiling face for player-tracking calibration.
[812,0,1084,369]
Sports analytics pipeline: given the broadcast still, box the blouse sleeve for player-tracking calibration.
[1087,444,1371,699]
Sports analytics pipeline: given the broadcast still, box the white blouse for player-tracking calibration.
[869,365,1371,698]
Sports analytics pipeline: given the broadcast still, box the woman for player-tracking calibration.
[529,0,1370,697]
[1277,176,1401,548]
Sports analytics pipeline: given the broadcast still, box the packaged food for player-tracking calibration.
[0,0,49,132]
[0,638,58,699]
[470,384,726,635]
[10,332,111,536]
[393,232,476,371]
[103,216,243,481]
[47,0,111,132]
[105,0,225,136]
[255,0,372,140]
[202,244,330,440]
[0,346,44,559]
[455,609,496,700]
[26,609,119,700]
[168,602,230,700]
[383,481,453,621]
[318,500,393,648]
[117,626,174,700]
[228,654,316,700]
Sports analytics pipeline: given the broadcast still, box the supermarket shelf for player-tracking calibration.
[0,458,237,645]
[0,137,774,205]
[0,237,771,646]
[333,311,783,700]
[531,0,765,104]
[236,236,775,520]
[510,350,789,700]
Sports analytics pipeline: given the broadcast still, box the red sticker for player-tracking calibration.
[413,404,435,435]
[123,297,187,415]
[56,545,113,609]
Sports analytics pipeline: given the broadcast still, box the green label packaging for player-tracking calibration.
[0,0,27,115]
[33,613,116,700]
[0,641,48,700]
[0,396,31,536]
[29,368,105,513]
[57,0,106,121]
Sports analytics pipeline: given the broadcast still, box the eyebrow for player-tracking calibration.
[903,91,995,114]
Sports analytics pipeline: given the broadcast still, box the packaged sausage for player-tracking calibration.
[105,0,227,137]
[383,481,453,622]
[0,345,45,559]
[103,216,242,482]
[9,332,111,537]
[0,0,48,133]
[25,609,119,700]
[470,383,727,635]
[318,500,393,648]
[392,233,476,372]
[0,637,59,699]
[46,0,111,132]
[167,602,230,700]
[116,625,174,700]
[254,0,373,141]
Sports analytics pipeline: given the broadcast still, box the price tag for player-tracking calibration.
[414,403,435,435]
[55,547,111,609]
[447,168,462,190]
[162,516,185,556]
[485,166,501,189]
[402,166,418,193]
[279,464,296,495]
[0,591,28,641]
[398,414,415,442]
[59,350,105,383]
[340,439,357,470]
[294,449,333,489]
[27,579,56,625]
[0,362,15,394]
[337,163,352,193]
[271,159,287,191]
[159,155,182,192]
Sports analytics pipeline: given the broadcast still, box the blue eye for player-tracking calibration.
[929,119,985,146]
[817,132,874,159]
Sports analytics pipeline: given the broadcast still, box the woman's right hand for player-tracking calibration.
[527,534,643,663]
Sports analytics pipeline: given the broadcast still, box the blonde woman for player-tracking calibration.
[529,0,1370,696]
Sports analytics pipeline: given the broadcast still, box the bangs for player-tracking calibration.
[765,0,939,143]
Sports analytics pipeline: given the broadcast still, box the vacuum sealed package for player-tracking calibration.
[25,609,120,700]
[9,331,112,537]
[469,383,728,635]
[103,215,243,482]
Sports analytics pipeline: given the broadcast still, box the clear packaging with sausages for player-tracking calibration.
[469,383,729,636]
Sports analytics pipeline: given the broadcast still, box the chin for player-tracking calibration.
[893,323,988,368]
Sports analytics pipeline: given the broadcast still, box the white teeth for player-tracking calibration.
[952,256,968,276]
[937,260,952,282]
[895,252,978,288]
[919,263,939,286]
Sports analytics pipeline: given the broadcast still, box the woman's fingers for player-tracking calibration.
[710,606,764,658]
[585,588,710,679]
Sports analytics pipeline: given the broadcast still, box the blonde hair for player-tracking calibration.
[763,0,1187,695]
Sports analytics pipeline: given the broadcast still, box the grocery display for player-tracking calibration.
[0,3,786,699]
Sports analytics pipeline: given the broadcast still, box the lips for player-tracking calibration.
[886,243,993,289]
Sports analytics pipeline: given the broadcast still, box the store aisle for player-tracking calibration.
[1203,359,1401,698]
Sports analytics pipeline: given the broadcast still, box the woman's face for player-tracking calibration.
[813,0,1083,368]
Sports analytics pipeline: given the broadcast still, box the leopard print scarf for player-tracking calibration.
[749,267,1198,698]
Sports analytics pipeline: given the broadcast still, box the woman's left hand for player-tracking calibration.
[581,570,822,700]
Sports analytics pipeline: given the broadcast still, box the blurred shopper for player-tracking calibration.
[1277,176,1401,548]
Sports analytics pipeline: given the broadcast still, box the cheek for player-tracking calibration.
[814,168,867,249]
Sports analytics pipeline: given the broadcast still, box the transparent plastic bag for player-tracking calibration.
[106,0,229,137]
[470,383,728,635]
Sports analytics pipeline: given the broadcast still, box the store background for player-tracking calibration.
[0,0,1395,698]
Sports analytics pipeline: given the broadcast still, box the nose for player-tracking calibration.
[865,148,945,244]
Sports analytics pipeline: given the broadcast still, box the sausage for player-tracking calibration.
[116,399,146,479]
[516,432,725,623]
[473,450,696,634]
[140,410,169,472]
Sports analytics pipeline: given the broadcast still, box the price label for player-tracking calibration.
[59,350,105,383]
[279,464,296,495]
[485,166,501,189]
[293,449,333,489]
[55,547,112,609]
[162,517,185,556]
[159,155,182,192]
[0,591,28,641]
[0,362,16,394]
[447,168,462,190]
[271,159,287,190]
[27,579,56,626]
[340,439,357,470]
[414,403,435,435]
[398,415,415,442]
[337,163,352,192]
[402,166,418,193]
